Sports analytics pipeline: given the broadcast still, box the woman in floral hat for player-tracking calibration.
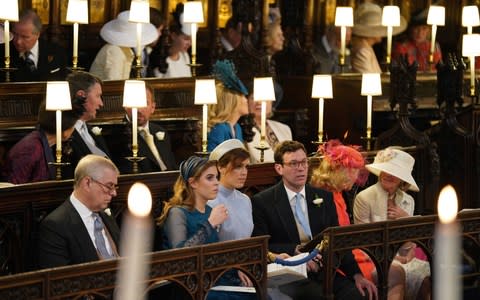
[354,147,431,300]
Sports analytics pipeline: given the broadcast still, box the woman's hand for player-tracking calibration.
[387,205,409,220]
[237,270,253,287]
[208,204,229,227]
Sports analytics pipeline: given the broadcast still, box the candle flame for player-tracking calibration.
[438,185,458,224]
[127,182,152,217]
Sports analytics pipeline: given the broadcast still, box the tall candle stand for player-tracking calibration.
[184,1,204,77]
[66,0,88,71]
[193,79,216,156]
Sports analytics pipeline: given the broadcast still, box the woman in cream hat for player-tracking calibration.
[353,147,431,300]
[90,11,158,80]
[351,2,406,73]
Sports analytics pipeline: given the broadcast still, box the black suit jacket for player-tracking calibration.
[37,199,120,269]
[0,39,68,82]
[252,181,361,278]
[114,120,177,174]
[65,126,112,178]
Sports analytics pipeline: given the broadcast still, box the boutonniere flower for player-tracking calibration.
[155,131,165,141]
[91,126,102,136]
[313,197,323,207]
[104,208,112,216]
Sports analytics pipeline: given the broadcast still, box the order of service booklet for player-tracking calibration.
[267,252,309,287]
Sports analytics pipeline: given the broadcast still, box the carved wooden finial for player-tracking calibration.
[436,52,465,112]
[389,55,418,113]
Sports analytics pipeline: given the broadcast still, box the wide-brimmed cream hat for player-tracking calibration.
[352,3,407,38]
[100,11,158,48]
[366,147,419,192]
[209,139,246,161]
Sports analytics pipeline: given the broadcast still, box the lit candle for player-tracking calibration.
[340,26,346,65]
[470,56,475,96]
[430,24,437,59]
[202,103,208,145]
[260,100,266,141]
[56,110,62,153]
[191,23,197,57]
[132,107,138,148]
[136,23,142,58]
[73,22,79,59]
[318,98,324,139]
[4,20,9,60]
[386,26,393,64]
[116,182,153,300]
[366,95,372,138]
[434,185,461,300]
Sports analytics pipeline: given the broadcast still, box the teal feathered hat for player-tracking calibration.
[212,60,248,95]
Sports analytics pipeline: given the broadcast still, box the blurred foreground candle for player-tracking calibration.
[427,5,445,64]
[434,185,461,300]
[361,73,382,139]
[116,182,153,300]
[253,77,275,148]
[123,80,147,158]
[311,75,333,143]
[194,79,217,153]
[334,7,353,67]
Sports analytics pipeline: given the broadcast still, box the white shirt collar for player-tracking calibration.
[70,193,93,220]
[74,119,86,131]
[284,185,306,205]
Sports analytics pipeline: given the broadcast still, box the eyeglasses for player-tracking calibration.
[282,159,309,169]
[90,177,119,194]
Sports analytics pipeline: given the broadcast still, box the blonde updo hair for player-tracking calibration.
[208,82,244,129]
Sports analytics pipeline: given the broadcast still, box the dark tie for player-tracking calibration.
[92,213,114,259]
[23,51,36,72]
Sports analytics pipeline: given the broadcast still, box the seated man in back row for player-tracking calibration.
[252,140,377,300]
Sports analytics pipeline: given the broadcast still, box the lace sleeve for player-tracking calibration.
[164,207,216,248]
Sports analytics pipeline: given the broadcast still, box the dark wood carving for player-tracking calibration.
[0,236,269,300]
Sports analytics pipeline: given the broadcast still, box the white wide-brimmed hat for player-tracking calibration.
[100,11,158,48]
[366,147,419,192]
[209,139,246,161]
[352,3,407,38]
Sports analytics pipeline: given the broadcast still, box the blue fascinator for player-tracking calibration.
[212,60,248,95]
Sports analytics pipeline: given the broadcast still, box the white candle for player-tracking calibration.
[340,26,346,63]
[136,23,142,58]
[116,182,153,300]
[434,185,461,300]
[132,108,138,147]
[4,20,10,59]
[202,103,208,144]
[470,55,475,95]
[468,26,473,35]
[318,97,324,136]
[430,25,437,59]
[56,110,62,153]
[260,100,267,140]
[191,23,197,57]
[73,22,79,58]
[386,26,393,64]
[367,95,372,137]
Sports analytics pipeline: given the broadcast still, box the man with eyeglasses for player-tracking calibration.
[38,155,120,269]
[0,9,67,82]
[252,141,377,300]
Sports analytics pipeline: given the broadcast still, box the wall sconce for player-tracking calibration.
[427,5,445,65]
[46,81,72,180]
[311,74,333,144]
[462,34,480,97]
[66,0,88,70]
[254,77,275,162]
[382,5,401,65]
[462,5,480,34]
[183,1,204,77]
[0,0,18,82]
[334,7,354,67]
[194,79,217,154]
[129,0,150,78]
[123,80,147,172]
[361,73,382,150]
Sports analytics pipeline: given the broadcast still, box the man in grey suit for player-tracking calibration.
[311,25,352,74]
[38,155,120,269]
[252,141,377,300]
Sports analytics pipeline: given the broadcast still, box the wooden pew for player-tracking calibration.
[0,236,269,300]
[303,209,480,300]
[0,163,279,275]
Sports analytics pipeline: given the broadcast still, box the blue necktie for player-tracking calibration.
[92,213,114,259]
[294,193,312,239]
